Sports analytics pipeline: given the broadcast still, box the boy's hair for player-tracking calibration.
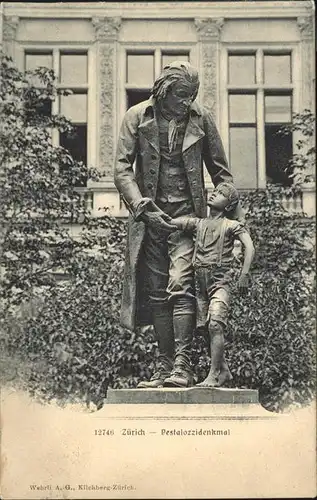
[207,182,240,212]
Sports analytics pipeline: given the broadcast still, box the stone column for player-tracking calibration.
[92,17,121,179]
[297,15,314,111]
[2,16,19,58]
[194,18,224,122]
[297,15,315,217]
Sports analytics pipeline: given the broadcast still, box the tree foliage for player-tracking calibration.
[279,109,315,185]
[0,51,99,307]
[1,52,315,412]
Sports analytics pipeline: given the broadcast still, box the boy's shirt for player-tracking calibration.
[177,215,247,268]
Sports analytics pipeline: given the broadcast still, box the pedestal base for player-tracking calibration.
[101,387,277,419]
[106,386,258,405]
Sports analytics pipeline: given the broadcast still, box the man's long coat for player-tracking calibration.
[114,97,233,332]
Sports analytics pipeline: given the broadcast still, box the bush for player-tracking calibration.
[4,215,158,408]
[227,186,315,411]
[0,51,99,308]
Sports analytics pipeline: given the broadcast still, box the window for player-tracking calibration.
[265,93,292,185]
[24,50,89,185]
[226,50,293,188]
[229,93,257,189]
[125,49,189,110]
[25,52,53,71]
[25,51,53,116]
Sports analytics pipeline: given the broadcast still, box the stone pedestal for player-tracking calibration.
[107,387,258,405]
[102,387,276,419]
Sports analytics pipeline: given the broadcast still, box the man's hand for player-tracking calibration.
[170,217,186,229]
[136,199,177,234]
[237,273,251,294]
[142,210,177,234]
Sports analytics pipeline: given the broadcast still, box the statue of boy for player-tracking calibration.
[169,182,255,387]
[114,61,244,388]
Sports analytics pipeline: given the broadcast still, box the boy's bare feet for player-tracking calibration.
[196,374,220,387]
[219,360,233,385]
[196,363,233,388]
[218,368,233,386]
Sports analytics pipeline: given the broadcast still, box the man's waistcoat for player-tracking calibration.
[156,113,191,203]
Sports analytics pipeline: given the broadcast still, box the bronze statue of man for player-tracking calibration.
[114,61,241,388]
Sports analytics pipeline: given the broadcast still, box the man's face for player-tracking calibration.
[164,80,196,119]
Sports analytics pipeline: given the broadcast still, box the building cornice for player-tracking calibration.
[2,1,314,20]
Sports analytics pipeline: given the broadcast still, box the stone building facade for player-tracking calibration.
[1,1,315,216]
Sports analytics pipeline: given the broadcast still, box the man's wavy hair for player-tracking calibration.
[152,60,200,102]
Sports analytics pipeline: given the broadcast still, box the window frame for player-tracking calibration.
[117,43,197,138]
[19,44,97,169]
[220,43,300,189]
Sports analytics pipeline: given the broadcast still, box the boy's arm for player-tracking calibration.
[170,216,199,232]
[236,231,255,292]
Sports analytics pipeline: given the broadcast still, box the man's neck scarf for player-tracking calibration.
[152,61,200,152]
